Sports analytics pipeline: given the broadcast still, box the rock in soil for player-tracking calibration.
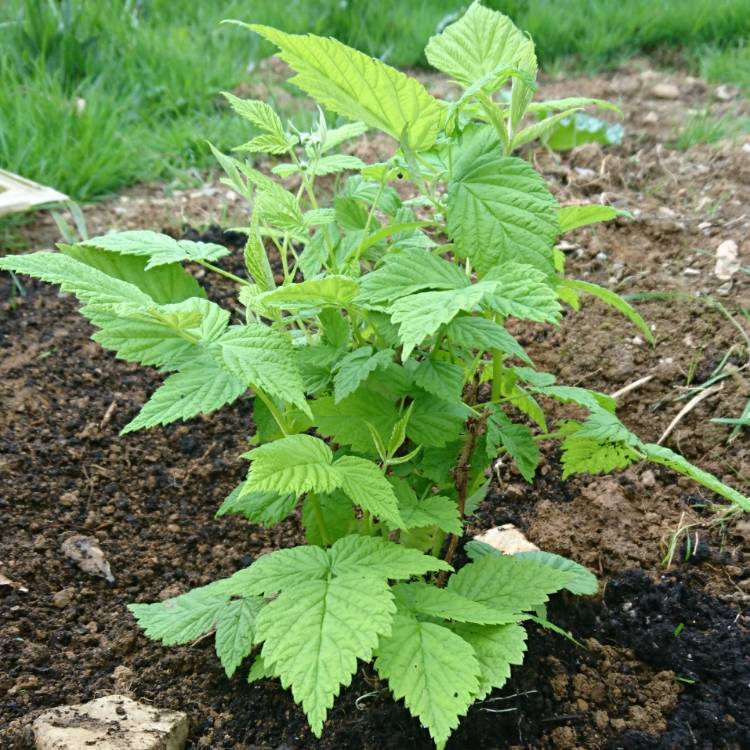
[474,524,539,554]
[60,534,114,583]
[33,694,188,750]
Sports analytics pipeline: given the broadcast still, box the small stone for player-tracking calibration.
[112,665,134,691]
[651,82,680,99]
[714,239,739,281]
[474,524,539,555]
[643,110,659,124]
[715,84,737,101]
[52,588,75,608]
[60,534,114,583]
[33,694,188,750]
[641,470,657,489]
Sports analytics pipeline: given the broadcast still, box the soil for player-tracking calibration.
[2,61,750,749]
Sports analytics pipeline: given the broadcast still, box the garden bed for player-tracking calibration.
[1,65,749,749]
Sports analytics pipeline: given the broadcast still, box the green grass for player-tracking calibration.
[1,0,749,204]
[671,111,750,150]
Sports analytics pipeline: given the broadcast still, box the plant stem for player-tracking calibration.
[437,401,489,586]
[196,259,250,286]
[254,388,289,436]
[309,493,330,546]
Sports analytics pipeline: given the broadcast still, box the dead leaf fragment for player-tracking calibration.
[474,524,539,555]
[61,534,114,583]
[714,239,740,281]
[0,572,28,593]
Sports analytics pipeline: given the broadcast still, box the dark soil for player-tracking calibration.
[2,63,750,748]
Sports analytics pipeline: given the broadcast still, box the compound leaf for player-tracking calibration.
[484,263,561,324]
[259,276,359,310]
[446,316,532,364]
[412,359,465,403]
[302,491,356,547]
[451,622,527,701]
[447,127,558,275]
[247,25,441,151]
[375,612,480,750]
[486,408,539,483]
[216,485,297,526]
[232,544,330,596]
[333,347,393,403]
[256,574,395,736]
[514,551,598,596]
[215,596,265,678]
[334,455,404,528]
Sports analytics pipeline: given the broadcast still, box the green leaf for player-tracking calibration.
[514,551,598,596]
[302,491,356,547]
[447,127,558,275]
[484,263,561,324]
[412,359,465,403]
[558,204,627,233]
[577,408,641,444]
[334,455,404,528]
[356,248,468,306]
[375,612,480,750]
[333,347,393,403]
[308,154,365,176]
[312,390,400,453]
[533,384,616,413]
[321,121,369,152]
[222,92,286,138]
[61,245,205,304]
[247,653,272,683]
[217,324,309,413]
[259,276,359,310]
[446,316,532,364]
[448,555,578,612]
[643,443,750,511]
[216,485,297,526]
[232,544,330,596]
[80,230,229,269]
[93,296,230,369]
[560,433,641,479]
[128,580,232,646]
[215,596,265,678]
[559,279,653,343]
[256,574,395,736]
[512,108,581,149]
[390,283,494,359]
[389,478,461,535]
[327,535,451,578]
[425,2,532,89]
[393,582,520,625]
[121,355,246,434]
[243,216,275,292]
[407,391,470,448]
[451,622,527,701]
[244,434,341,496]
[486,408,540,483]
[247,25,441,151]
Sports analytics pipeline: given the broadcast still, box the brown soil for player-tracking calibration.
[2,62,750,749]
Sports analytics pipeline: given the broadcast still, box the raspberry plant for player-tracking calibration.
[3,3,748,747]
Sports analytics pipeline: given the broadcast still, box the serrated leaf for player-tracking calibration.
[393,582,520,625]
[216,484,297,526]
[302,491,356,547]
[334,455,404,528]
[512,108,582,149]
[321,121,369,152]
[244,434,341,496]
[79,230,229,269]
[259,276,359,310]
[327,535,451,578]
[308,154,365,175]
[447,127,558,275]
[247,25,441,151]
[128,580,232,646]
[451,622,527,701]
[425,2,531,89]
[558,204,626,233]
[446,316,532,364]
[534,384,616,413]
[122,355,246,434]
[255,185,305,235]
[559,279,653,343]
[577,408,641,445]
[643,443,750,511]
[247,653,272,683]
[389,478,461,535]
[243,216,275,292]
[448,555,578,613]
[215,596,265,678]
[486,408,539,483]
[312,390,400,453]
[375,612,479,750]
[232,544,330,596]
[217,325,308,413]
[484,263,561,324]
[257,574,395,736]
[222,92,286,137]
[390,283,495,359]
[333,347,394,403]
[514,551,598,596]
[235,133,295,155]
[560,434,641,479]
[61,245,205,304]
[356,248,468,306]
[412,359,465,403]
[407,391,470,448]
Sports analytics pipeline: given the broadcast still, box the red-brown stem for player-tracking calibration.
[436,405,489,587]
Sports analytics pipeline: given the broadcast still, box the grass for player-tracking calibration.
[1,0,749,204]
[671,111,750,150]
